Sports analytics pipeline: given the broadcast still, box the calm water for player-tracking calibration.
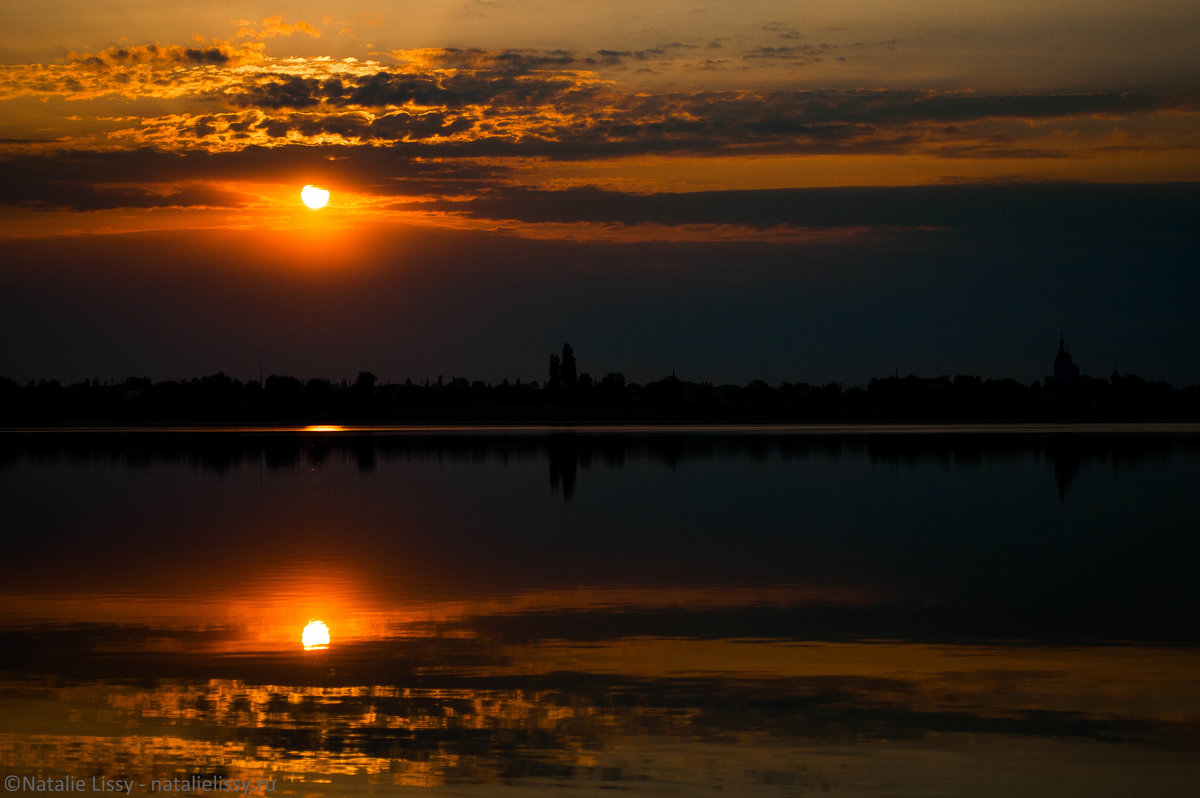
[1,425,1198,796]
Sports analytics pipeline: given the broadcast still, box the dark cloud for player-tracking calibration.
[742,44,834,65]
[234,75,325,108]
[2,193,1197,386]
[396,47,577,73]
[408,183,1200,237]
[230,68,594,111]
[287,109,474,140]
[0,145,511,205]
[5,145,1199,235]
[839,91,1161,125]
[217,65,1182,159]
[761,23,805,41]
[0,181,249,212]
[69,41,262,68]
[589,47,669,65]
[681,89,1165,133]
[30,45,1171,162]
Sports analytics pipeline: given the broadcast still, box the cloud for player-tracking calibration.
[3,192,1198,388]
[2,44,1196,181]
[207,57,1188,158]
[743,43,837,66]
[590,47,670,66]
[287,109,475,141]
[68,40,264,68]
[0,180,249,212]
[828,91,1162,125]
[227,66,598,113]
[235,16,322,40]
[390,47,577,73]
[0,145,512,206]
[761,21,804,40]
[402,183,1200,238]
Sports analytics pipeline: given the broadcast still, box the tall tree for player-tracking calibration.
[561,343,577,389]
[353,371,377,394]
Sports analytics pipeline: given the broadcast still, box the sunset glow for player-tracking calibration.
[301,620,330,650]
[300,185,330,210]
[0,2,1196,384]
[1,3,1197,795]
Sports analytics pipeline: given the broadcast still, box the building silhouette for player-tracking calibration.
[1051,333,1080,383]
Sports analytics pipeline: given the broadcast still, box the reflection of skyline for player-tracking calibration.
[1052,446,1081,503]
[2,427,1199,646]
[4,426,1197,504]
[2,428,1199,794]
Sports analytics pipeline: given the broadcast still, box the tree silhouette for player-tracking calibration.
[561,343,577,389]
[351,371,378,405]
[600,372,625,392]
[265,374,303,399]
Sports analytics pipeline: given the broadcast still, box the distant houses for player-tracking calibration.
[1,337,1197,422]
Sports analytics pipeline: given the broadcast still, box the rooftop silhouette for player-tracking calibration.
[1,340,1196,424]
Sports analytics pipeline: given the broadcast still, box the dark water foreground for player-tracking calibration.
[1,425,1198,796]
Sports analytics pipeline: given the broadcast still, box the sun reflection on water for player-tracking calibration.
[4,641,1200,795]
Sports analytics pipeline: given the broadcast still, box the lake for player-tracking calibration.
[1,425,1198,796]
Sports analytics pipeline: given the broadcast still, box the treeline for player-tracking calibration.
[1,349,1198,423]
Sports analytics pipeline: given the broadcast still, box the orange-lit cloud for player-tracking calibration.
[19,50,1200,153]
[4,43,1197,166]
[68,39,265,68]
[235,16,323,40]
[1,38,1198,243]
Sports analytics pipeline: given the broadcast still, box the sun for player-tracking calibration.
[300,185,330,209]
[301,619,330,650]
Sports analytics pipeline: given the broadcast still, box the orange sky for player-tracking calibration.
[1,2,1197,239]
[0,1,1197,384]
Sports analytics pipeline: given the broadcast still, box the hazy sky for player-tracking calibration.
[1,1,1197,385]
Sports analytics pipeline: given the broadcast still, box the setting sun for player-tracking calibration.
[301,185,330,209]
[302,619,330,649]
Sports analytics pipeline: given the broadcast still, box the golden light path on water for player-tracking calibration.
[2,642,1199,794]
[1,426,1197,795]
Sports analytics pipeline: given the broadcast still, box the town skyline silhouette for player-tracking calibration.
[3,337,1196,423]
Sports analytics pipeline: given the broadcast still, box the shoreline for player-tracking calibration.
[4,420,1200,435]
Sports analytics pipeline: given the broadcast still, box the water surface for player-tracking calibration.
[1,425,1198,796]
